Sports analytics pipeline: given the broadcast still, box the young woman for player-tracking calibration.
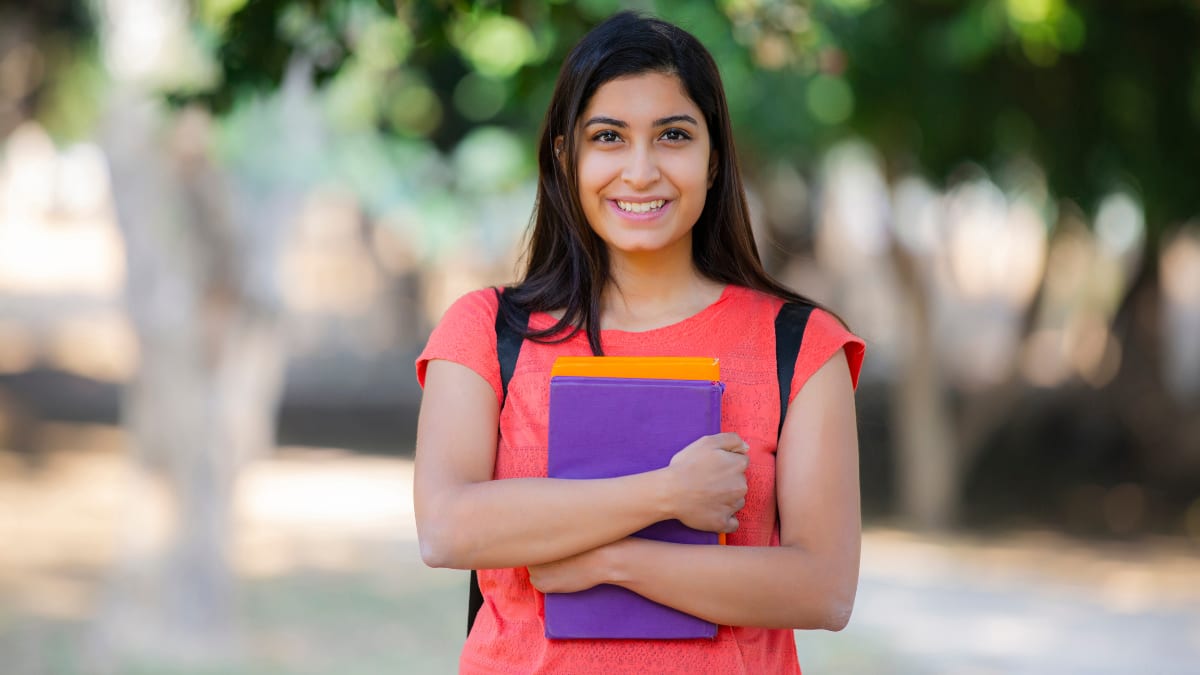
[414,11,864,674]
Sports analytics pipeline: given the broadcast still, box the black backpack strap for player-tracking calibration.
[495,288,528,404]
[775,302,813,439]
[468,288,529,636]
[467,570,485,638]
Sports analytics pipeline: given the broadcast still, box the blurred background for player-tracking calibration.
[0,0,1198,673]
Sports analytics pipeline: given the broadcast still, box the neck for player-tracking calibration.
[602,239,725,332]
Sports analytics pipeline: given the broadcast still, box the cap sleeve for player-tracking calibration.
[788,308,865,401]
[415,288,503,404]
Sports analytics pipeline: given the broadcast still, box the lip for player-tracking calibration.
[607,198,673,222]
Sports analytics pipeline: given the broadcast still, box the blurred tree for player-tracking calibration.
[86,2,305,667]
[6,9,1196,644]
[186,0,1198,530]
[3,0,302,665]
[814,0,1200,528]
[11,0,1198,275]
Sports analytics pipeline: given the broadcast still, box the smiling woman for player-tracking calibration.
[571,72,715,268]
[413,11,864,674]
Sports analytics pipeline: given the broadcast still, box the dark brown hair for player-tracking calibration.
[503,11,816,354]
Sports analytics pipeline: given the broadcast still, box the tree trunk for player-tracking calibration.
[89,91,290,667]
[889,241,960,530]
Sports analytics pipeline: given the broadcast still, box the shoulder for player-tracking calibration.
[438,287,502,325]
[720,284,788,318]
[719,284,864,394]
[791,307,865,396]
[722,285,821,331]
[415,288,504,399]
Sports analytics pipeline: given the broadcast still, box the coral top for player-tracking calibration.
[416,284,865,674]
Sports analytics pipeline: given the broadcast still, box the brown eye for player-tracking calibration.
[661,128,691,142]
[593,130,621,143]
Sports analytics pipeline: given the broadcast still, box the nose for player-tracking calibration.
[621,145,660,189]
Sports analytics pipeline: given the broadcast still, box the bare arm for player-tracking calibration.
[414,359,750,570]
[529,350,861,630]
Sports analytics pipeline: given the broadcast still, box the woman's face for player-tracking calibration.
[570,71,715,259]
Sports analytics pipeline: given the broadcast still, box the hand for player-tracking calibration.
[527,543,616,594]
[664,432,749,534]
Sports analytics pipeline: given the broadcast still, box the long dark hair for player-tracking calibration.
[502,11,815,354]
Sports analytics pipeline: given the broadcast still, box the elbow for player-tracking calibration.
[789,577,856,631]
[818,582,857,632]
[416,515,466,569]
[810,550,859,632]
[821,598,854,632]
[416,488,481,569]
[419,535,452,569]
[791,597,854,632]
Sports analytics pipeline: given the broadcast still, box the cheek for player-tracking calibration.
[666,152,711,192]
[576,153,616,194]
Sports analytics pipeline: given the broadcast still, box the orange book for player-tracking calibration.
[550,356,719,381]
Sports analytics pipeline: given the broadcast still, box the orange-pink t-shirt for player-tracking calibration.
[416,284,864,674]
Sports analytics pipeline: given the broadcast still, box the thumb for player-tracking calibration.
[711,432,748,453]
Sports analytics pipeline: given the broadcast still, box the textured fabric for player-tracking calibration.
[416,284,865,675]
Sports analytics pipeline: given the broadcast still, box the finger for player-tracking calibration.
[725,516,740,533]
[733,498,745,512]
[709,432,743,448]
[711,433,749,454]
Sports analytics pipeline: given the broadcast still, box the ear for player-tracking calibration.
[554,135,566,171]
[707,150,719,189]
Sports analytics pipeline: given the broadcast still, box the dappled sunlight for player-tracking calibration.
[837,528,1200,671]
[817,142,891,264]
[946,189,1046,307]
[811,141,900,382]
[0,434,458,673]
[815,146,1053,391]
[101,0,216,89]
[0,124,124,298]
[812,143,1154,396]
[1019,208,1135,389]
[0,430,422,619]
[2,429,1198,671]
[861,528,1200,608]
[237,449,415,534]
[939,178,1048,389]
[235,447,419,577]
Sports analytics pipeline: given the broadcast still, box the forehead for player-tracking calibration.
[581,72,704,124]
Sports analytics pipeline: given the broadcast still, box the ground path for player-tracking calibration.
[1,436,1197,673]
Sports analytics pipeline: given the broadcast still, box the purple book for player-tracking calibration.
[545,376,725,640]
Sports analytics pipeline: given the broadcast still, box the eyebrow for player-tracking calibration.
[583,114,699,128]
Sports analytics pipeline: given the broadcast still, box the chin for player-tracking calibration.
[607,237,677,255]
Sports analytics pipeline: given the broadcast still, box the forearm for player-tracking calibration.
[417,470,671,570]
[604,538,858,630]
[416,362,751,573]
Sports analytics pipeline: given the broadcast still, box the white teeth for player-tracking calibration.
[616,199,665,213]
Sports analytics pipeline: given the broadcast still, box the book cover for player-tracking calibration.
[545,374,724,640]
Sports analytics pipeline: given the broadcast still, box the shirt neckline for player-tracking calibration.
[529,284,736,341]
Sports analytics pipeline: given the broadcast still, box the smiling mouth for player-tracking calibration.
[614,199,667,214]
